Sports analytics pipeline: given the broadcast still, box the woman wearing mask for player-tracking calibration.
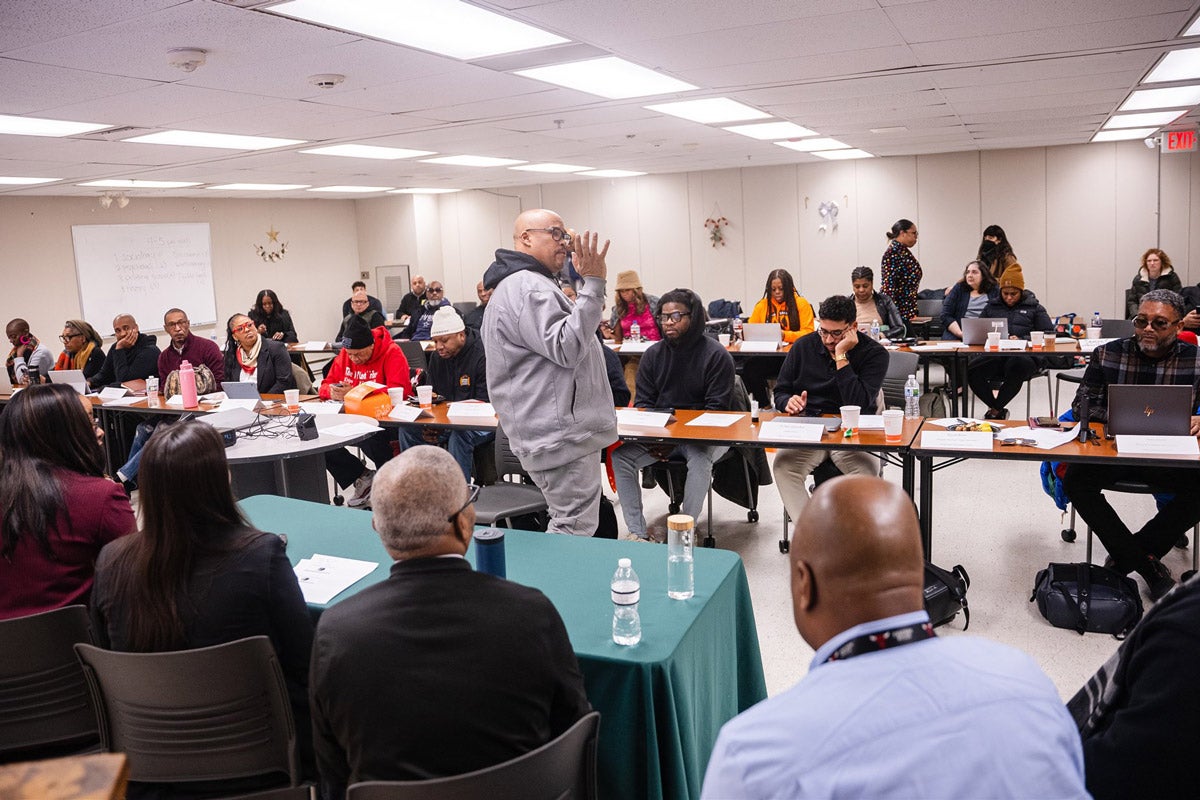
[976,225,1018,280]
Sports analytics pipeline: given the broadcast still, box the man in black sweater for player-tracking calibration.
[612,289,734,541]
[398,307,494,480]
[772,294,889,521]
[87,313,161,390]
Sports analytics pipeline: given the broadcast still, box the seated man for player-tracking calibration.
[310,446,591,798]
[336,288,386,343]
[772,295,888,520]
[320,316,411,508]
[1063,289,1200,600]
[398,307,494,480]
[612,289,733,541]
[400,280,453,341]
[463,280,490,332]
[87,313,160,390]
[394,274,426,327]
[1069,574,1200,799]
[5,318,55,384]
[340,279,383,320]
[703,475,1088,799]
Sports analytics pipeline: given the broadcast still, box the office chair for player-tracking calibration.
[1052,319,1135,414]
[473,424,549,528]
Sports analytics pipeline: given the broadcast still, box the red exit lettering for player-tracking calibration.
[1164,130,1198,153]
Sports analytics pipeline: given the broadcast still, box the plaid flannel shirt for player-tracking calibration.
[1072,336,1200,422]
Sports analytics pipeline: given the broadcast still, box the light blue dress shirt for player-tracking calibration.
[702,611,1088,799]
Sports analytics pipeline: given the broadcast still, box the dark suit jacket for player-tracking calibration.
[310,556,591,799]
[224,337,296,394]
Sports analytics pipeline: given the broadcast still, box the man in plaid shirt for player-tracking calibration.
[1063,289,1200,601]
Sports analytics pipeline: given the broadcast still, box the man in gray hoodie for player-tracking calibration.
[482,209,617,536]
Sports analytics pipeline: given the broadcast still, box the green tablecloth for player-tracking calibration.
[240,495,767,800]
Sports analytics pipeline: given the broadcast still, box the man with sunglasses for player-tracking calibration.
[309,446,590,797]
[1063,289,1200,601]
[771,295,889,521]
[482,208,616,536]
[399,280,453,342]
[612,289,733,541]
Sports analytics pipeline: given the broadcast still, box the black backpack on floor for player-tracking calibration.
[925,561,970,629]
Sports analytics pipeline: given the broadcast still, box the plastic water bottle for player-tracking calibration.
[180,360,197,408]
[611,558,641,646]
[733,318,744,342]
[667,515,695,600]
[630,321,641,343]
[870,319,881,341]
[904,374,920,418]
[1092,311,1103,331]
[146,376,160,407]
[749,397,760,424]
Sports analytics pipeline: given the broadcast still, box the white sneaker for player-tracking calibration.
[347,469,375,508]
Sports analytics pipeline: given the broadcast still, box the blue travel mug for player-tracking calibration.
[474,528,506,579]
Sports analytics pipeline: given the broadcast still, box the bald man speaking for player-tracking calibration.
[481,209,617,536]
[703,476,1087,798]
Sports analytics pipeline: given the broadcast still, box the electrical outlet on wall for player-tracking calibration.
[360,271,370,280]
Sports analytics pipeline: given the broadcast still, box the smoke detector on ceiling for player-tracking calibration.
[308,74,346,89]
[168,48,207,73]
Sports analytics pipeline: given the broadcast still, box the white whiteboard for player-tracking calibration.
[71,223,217,331]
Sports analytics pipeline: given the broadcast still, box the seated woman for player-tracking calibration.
[53,319,106,381]
[743,268,814,407]
[0,384,135,621]
[966,266,1054,419]
[249,289,298,344]
[603,270,660,400]
[941,260,998,339]
[223,313,297,395]
[1126,248,1181,318]
[849,266,904,338]
[90,422,314,793]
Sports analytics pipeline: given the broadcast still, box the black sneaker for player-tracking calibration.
[641,469,656,489]
[1140,558,1175,602]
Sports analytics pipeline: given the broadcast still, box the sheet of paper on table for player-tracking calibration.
[217,399,260,412]
[447,401,496,417]
[1115,435,1200,456]
[686,412,741,427]
[618,341,656,354]
[920,430,995,450]
[996,424,1082,450]
[98,386,129,400]
[303,341,328,350]
[736,341,779,353]
[101,395,145,407]
[757,419,825,442]
[911,342,964,352]
[854,414,885,430]
[320,421,379,438]
[298,401,342,415]
[616,409,673,428]
[388,404,430,422]
[294,554,379,604]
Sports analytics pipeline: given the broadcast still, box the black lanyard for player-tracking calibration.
[824,622,936,664]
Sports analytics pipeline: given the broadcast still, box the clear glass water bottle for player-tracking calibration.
[667,515,695,600]
[904,374,920,418]
[611,558,641,646]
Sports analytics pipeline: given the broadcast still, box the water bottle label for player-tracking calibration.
[612,587,640,605]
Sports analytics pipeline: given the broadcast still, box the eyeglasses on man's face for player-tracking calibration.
[1132,315,1179,332]
[427,286,444,294]
[447,482,482,522]
[817,326,851,341]
[165,319,189,330]
[657,311,691,324]
[524,227,572,243]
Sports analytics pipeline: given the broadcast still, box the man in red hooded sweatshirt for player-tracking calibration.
[321,315,410,507]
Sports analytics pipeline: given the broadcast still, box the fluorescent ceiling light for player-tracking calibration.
[1091,128,1157,142]
[775,138,850,152]
[299,144,433,160]
[813,149,875,160]
[268,0,567,60]
[78,179,201,188]
[1119,86,1200,111]
[515,57,697,100]
[1145,47,1200,83]
[306,185,394,193]
[1187,14,1200,36]
[421,155,526,167]
[723,121,819,140]
[1102,111,1188,129]
[207,183,311,191]
[388,188,461,194]
[0,176,59,185]
[508,163,591,173]
[0,113,110,137]
[870,126,908,134]
[644,98,770,124]
[577,169,645,178]
[123,130,305,150]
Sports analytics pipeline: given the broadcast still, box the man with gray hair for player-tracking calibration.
[1064,288,1200,601]
[308,446,590,797]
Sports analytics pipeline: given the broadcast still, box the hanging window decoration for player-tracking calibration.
[704,206,729,248]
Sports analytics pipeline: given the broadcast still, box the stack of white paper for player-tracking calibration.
[447,401,496,417]
[920,430,994,450]
[615,408,673,428]
[618,341,656,354]
[298,401,342,415]
[101,395,146,407]
[303,341,328,350]
[996,424,1082,450]
[294,554,378,603]
[321,421,379,438]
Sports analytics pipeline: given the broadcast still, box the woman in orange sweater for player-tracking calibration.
[743,268,815,406]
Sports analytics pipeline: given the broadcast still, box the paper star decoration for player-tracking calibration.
[266,226,280,242]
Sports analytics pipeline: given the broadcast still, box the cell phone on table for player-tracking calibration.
[1029,416,1063,429]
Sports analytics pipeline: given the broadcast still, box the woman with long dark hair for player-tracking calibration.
[880,219,921,320]
[743,268,814,406]
[976,224,1018,280]
[223,312,296,394]
[249,288,298,343]
[91,422,313,784]
[0,384,134,620]
[941,260,999,340]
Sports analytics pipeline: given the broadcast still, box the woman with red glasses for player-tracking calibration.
[222,313,296,394]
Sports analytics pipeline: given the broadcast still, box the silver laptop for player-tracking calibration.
[198,407,261,434]
[222,381,262,400]
[1106,384,1193,436]
[743,323,783,343]
[960,317,1008,346]
[0,367,12,394]
[49,369,87,393]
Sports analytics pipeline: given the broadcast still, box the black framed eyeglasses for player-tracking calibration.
[817,326,850,340]
[58,333,83,343]
[657,311,691,324]
[447,482,481,522]
[1132,315,1178,332]
[524,227,572,243]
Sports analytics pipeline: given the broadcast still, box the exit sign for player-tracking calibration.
[1163,130,1198,153]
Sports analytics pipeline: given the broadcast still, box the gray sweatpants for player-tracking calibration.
[526,454,603,536]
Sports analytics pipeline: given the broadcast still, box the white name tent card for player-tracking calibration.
[736,341,780,353]
[757,419,825,442]
[920,431,995,450]
[98,386,130,400]
[617,341,655,354]
[298,401,342,415]
[101,395,145,407]
[997,339,1027,351]
[388,404,431,422]
[304,341,329,351]
[447,401,496,418]
[616,409,673,428]
[853,415,886,430]
[1115,435,1200,456]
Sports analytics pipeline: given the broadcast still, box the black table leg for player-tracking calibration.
[918,455,933,558]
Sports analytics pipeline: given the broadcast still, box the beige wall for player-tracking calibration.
[0,195,361,351]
